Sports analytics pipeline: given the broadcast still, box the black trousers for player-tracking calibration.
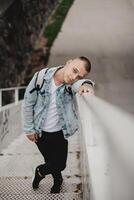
[36,130,68,179]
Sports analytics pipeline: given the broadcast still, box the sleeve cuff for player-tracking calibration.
[81,80,95,86]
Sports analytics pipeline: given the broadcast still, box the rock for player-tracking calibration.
[0,0,58,88]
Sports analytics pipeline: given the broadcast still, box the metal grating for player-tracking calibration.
[0,176,82,200]
[0,132,82,199]
[0,193,82,200]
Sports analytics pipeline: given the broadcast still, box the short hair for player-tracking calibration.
[78,56,91,73]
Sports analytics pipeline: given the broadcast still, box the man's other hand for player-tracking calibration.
[78,84,94,95]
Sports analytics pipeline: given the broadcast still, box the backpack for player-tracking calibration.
[30,68,49,94]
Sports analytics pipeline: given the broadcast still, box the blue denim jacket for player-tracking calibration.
[22,66,94,138]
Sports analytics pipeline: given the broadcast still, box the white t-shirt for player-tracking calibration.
[43,78,62,132]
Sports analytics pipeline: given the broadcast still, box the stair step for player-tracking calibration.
[0,193,82,200]
[0,176,82,199]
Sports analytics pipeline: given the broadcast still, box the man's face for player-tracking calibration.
[63,58,89,84]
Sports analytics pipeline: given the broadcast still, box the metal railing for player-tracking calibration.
[0,86,26,109]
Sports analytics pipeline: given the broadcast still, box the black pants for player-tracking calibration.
[36,130,68,179]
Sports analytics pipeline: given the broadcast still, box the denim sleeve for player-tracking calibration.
[71,79,95,94]
[22,72,38,134]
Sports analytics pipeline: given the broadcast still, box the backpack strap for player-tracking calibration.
[30,68,49,94]
[65,85,73,96]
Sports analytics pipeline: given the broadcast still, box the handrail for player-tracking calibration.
[76,94,134,200]
[0,86,26,108]
[0,86,26,91]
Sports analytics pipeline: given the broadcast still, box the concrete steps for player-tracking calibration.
[0,133,82,199]
[0,193,82,200]
[0,176,82,200]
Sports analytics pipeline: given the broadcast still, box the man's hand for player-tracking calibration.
[78,84,94,95]
[26,133,38,142]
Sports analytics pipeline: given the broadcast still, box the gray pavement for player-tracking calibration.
[48,0,134,114]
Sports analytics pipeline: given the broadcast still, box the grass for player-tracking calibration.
[25,0,74,83]
[44,0,74,49]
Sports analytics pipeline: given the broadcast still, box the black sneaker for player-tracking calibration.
[50,178,63,193]
[32,167,45,189]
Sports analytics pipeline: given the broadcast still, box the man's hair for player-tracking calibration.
[78,56,91,73]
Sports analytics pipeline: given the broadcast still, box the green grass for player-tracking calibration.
[44,0,74,48]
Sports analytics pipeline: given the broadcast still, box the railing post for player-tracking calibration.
[15,88,19,104]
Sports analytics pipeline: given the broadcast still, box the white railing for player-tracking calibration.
[77,94,134,200]
[0,86,26,109]
[0,86,26,152]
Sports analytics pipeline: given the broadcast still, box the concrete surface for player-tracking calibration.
[48,0,134,114]
[77,94,134,200]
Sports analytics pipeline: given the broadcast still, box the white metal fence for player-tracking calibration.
[0,87,26,109]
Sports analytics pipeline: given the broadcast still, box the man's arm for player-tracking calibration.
[22,72,38,141]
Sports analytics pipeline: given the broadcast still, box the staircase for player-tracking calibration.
[0,132,82,200]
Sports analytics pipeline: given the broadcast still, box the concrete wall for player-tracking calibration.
[77,94,134,200]
[0,102,22,153]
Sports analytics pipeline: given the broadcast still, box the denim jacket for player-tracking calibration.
[22,66,94,138]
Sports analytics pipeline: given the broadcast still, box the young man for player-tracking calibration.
[22,56,94,193]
